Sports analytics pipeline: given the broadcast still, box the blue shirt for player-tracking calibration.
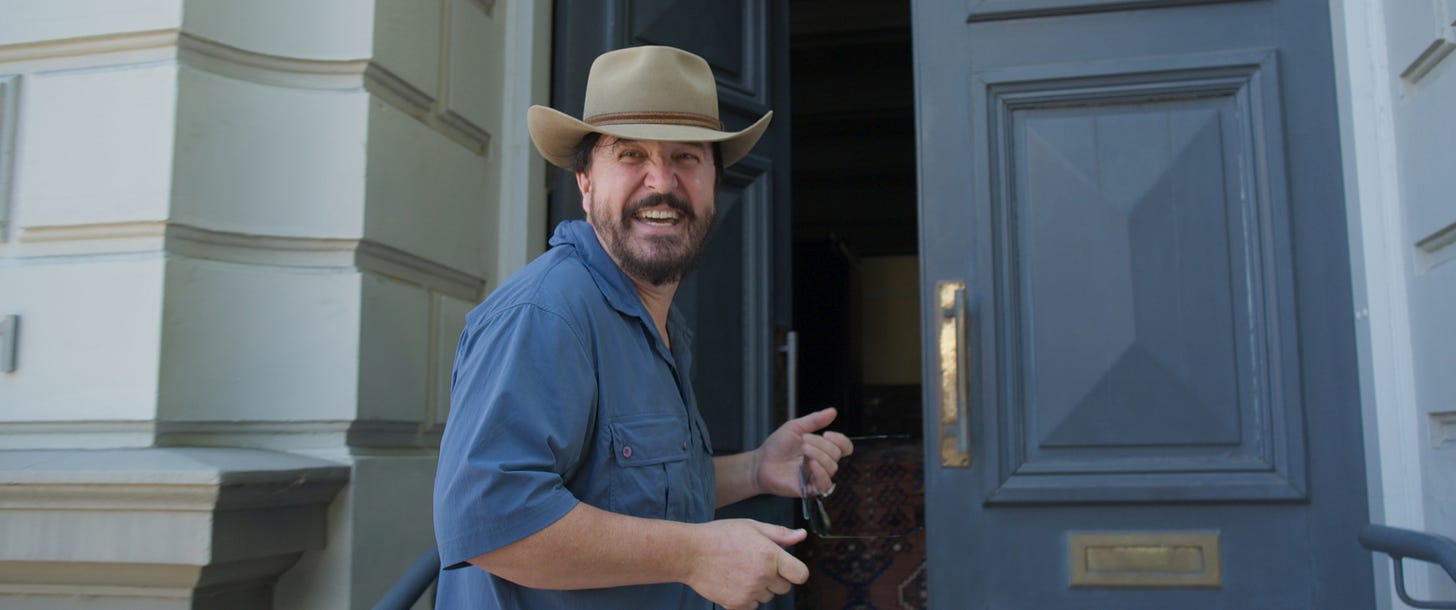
[433,220,717,609]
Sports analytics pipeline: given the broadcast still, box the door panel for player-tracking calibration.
[913,0,1373,607]
[983,51,1305,504]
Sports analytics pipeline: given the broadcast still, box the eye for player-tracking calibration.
[674,150,703,164]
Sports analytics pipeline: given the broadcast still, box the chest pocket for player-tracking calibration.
[608,414,692,520]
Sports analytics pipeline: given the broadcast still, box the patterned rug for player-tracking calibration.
[796,439,926,610]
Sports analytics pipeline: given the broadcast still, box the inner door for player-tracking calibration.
[913,0,1375,607]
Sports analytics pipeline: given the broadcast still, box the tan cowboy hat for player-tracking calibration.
[527,45,773,169]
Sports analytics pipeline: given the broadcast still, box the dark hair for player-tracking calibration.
[568,132,603,174]
[568,132,724,182]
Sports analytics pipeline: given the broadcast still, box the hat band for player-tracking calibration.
[586,111,724,131]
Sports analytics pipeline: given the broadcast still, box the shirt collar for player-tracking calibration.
[549,219,693,375]
[549,220,650,320]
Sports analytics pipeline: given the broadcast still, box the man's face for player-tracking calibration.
[578,137,718,286]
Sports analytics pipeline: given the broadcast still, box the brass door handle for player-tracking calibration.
[937,280,972,468]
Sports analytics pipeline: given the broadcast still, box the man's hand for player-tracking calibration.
[752,408,854,499]
[683,519,810,609]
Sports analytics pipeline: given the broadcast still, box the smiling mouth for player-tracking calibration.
[633,207,682,227]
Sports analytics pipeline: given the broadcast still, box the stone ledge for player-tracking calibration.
[0,447,349,609]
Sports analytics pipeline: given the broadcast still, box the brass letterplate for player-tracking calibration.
[1069,531,1222,588]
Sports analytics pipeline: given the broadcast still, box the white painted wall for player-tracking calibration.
[0,5,182,438]
[0,0,182,46]
[1332,0,1456,607]
[0,0,553,607]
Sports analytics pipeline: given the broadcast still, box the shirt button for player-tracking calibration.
[682,440,689,451]
[621,446,633,459]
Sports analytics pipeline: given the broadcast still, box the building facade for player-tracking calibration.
[0,0,1450,608]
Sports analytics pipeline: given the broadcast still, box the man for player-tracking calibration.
[433,45,854,610]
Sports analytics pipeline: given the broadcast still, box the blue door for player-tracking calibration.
[913,0,1375,607]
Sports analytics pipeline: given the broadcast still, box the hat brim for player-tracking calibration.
[528,105,773,169]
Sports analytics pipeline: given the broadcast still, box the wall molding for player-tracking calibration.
[0,29,491,157]
[0,418,444,451]
[1434,412,1456,450]
[0,28,179,67]
[176,31,368,91]
[0,420,160,450]
[364,62,491,156]
[20,220,167,243]
[1401,38,1456,83]
[0,74,16,242]
[354,238,486,302]
[436,108,492,155]
[164,222,358,268]
[364,61,433,117]
[156,420,348,451]
[156,419,441,451]
[16,221,485,301]
[1416,220,1456,272]
[176,30,495,155]
[1397,1,1456,85]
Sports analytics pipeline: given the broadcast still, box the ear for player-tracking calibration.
[576,171,592,213]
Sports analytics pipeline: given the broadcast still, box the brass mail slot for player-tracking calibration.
[1069,531,1222,588]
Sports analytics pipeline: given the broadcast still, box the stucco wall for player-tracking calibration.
[0,0,551,607]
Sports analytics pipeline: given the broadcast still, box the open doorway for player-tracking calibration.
[787,1,923,608]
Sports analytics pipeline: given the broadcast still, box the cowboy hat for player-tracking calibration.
[527,45,773,169]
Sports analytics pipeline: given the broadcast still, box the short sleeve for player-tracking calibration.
[433,303,597,569]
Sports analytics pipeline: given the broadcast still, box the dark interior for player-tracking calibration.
[788,2,926,608]
[789,0,920,438]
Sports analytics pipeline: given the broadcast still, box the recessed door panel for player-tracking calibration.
[981,53,1305,504]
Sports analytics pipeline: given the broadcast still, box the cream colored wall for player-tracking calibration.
[0,0,552,607]
[0,4,180,438]
[1332,0,1456,607]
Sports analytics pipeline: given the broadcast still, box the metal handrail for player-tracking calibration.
[1360,524,1456,609]
[371,548,440,610]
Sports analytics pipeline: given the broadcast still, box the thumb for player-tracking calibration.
[791,407,838,434]
[754,522,809,547]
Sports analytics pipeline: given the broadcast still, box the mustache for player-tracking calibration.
[622,193,695,223]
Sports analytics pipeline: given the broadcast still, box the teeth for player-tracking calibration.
[635,209,680,221]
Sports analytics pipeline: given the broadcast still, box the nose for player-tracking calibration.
[643,158,679,192]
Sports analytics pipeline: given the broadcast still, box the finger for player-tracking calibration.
[800,443,840,492]
[822,429,855,457]
[778,552,811,585]
[788,407,838,434]
[769,576,793,596]
[755,522,808,547]
[806,458,834,495]
[802,433,845,462]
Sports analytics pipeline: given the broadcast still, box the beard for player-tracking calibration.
[590,192,716,286]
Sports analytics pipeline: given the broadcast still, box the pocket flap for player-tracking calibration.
[609,415,690,467]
